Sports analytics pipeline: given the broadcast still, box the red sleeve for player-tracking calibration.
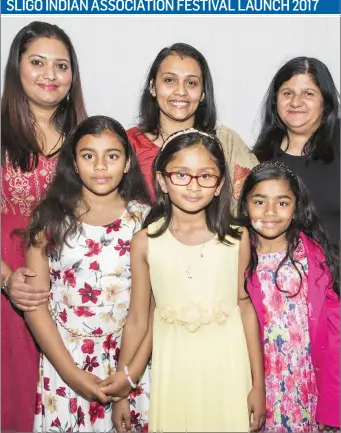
[127,127,139,152]
[126,127,157,201]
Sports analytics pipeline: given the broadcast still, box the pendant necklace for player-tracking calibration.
[160,129,166,145]
[170,220,205,279]
[159,129,170,147]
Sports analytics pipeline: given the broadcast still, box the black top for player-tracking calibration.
[271,127,340,246]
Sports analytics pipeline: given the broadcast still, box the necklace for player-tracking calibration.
[45,135,62,157]
[159,129,168,146]
[170,220,205,279]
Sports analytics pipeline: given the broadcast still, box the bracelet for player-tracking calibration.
[124,365,137,389]
[1,274,11,293]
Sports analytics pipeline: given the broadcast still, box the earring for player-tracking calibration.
[67,93,70,102]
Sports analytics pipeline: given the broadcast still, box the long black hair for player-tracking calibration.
[143,130,240,244]
[238,161,339,296]
[253,57,340,163]
[1,21,87,172]
[138,43,217,138]
[26,115,151,256]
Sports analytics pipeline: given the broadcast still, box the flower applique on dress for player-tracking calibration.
[159,300,231,333]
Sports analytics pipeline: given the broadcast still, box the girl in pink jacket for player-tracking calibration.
[238,161,340,433]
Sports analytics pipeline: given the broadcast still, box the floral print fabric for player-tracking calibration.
[257,240,318,432]
[34,201,150,432]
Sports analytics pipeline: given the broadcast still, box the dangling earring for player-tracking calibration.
[67,93,70,102]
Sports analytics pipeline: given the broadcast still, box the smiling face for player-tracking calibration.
[19,36,72,110]
[247,178,296,245]
[151,54,204,129]
[157,143,223,214]
[277,73,324,137]
[75,131,130,198]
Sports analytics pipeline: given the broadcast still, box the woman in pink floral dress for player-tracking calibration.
[24,116,151,432]
[1,22,87,431]
[238,162,340,432]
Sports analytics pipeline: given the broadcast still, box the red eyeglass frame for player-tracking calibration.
[163,171,221,188]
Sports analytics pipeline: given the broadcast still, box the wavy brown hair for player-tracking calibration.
[26,116,151,258]
[1,21,87,171]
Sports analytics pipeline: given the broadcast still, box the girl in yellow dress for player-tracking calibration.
[100,129,265,432]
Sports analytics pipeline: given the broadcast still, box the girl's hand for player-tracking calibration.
[6,267,50,311]
[112,398,131,433]
[248,385,266,432]
[68,370,111,404]
[99,370,132,398]
[318,424,340,432]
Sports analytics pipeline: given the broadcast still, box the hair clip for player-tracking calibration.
[161,128,216,151]
[251,160,298,180]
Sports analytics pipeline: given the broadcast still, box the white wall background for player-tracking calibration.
[1,16,340,147]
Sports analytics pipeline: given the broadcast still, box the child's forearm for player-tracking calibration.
[25,305,79,383]
[124,326,152,383]
[1,259,13,285]
[116,317,149,373]
[239,299,264,388]
[120,302,154,382]
[117,301,153,377]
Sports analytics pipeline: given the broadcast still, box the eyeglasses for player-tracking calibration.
[163,171,221,188]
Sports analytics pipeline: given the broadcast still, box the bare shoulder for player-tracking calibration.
[131,228,149,252]
[239,227,250,244]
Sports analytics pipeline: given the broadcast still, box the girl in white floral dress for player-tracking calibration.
[23,116,151,432]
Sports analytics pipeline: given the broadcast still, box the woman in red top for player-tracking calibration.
[1,21,87,431]
[127,43,258,204]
